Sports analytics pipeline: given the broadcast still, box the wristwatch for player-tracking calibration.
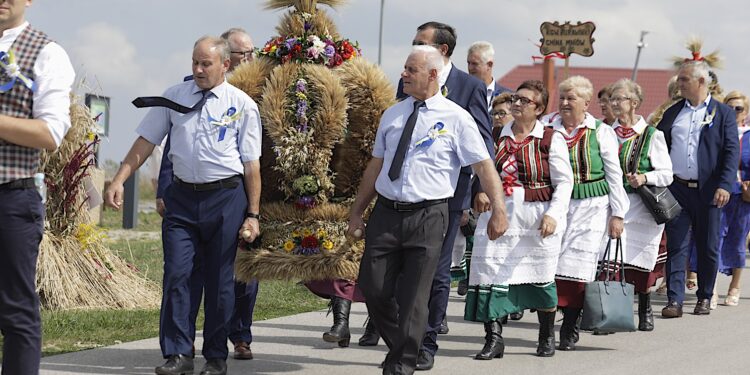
[245,212,261,220]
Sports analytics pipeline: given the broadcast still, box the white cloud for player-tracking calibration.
[70,22,144,90]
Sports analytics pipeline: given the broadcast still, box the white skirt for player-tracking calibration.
[556,195,610,282]
[618,193,663,270]
[470,188,566,286]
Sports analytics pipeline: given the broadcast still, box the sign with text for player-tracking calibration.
[539,21,596,57]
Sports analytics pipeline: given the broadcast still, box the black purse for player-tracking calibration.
[627,130,682,224]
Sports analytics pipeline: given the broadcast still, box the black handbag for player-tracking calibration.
[580,238,636,332]
[627,130,682,224]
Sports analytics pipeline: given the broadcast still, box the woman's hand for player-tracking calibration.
[539,215,557,238]
[608,216,624,239]
[626,173,647,188]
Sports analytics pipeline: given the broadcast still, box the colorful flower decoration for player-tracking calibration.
[292,175,320,209]
[284,227,335,255]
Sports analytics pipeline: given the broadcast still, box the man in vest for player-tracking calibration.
[0,1,75,373]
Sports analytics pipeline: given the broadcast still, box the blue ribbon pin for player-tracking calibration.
[415,122,448,148]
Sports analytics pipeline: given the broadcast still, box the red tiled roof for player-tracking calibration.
[497,64,674,120]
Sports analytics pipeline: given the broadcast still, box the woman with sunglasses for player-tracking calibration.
[467,80,573,359]
[548,76,629,351]
[609,78,673,331]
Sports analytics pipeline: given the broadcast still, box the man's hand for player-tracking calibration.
[346,214,366,239]
[104,182,125,210]
[608,216,624,239]
[486,210,508,240]
[473,192,491,213]
[713,188,730,208]
[459,210,470,227]
[539,215,557,238]
[156,198,165,217]
[239,217,260,242]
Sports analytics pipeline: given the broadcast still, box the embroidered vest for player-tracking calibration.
[565,120,609,199]
[495,128,555,202]
[619,126,655,193]
[0,25,51,183]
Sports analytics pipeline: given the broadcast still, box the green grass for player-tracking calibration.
[100,208,163,232]
[0,210,329,359]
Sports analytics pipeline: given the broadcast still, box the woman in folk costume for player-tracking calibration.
[467,80,573,359]
[548,76,629,351]
[609,78,673,331]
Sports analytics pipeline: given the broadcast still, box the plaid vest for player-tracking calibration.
[0,25,51,183]
[495,127,555,202]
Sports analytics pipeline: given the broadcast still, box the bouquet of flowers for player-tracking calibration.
[259,34,360,68]
[283,227,335,255]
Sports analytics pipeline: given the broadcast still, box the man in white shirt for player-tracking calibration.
[0,1,75,373]
[349,45,508,375]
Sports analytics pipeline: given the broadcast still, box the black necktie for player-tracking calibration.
[389,100,424,181]
[132,90,209,114]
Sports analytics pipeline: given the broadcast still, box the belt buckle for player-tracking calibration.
[688,181,698,189]
[393,201,410,211]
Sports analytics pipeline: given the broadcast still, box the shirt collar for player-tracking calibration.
[191,79,228,99]
[550,112,597,132]
[438,60,452,88]
[612,116,648,134]
[501,119,546,139]
[0,21,28,43]
[486,80,494,93]
[421,91,446,110]
[684,94,712,110]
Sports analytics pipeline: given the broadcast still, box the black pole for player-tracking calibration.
[122,170,139,229]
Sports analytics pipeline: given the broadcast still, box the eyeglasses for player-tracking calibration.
[609,96,631,104]
[734,106,745,113]
[598,98,609,105]
[510,95,536,107]
[491,110,510,119]
[231,50,255,58]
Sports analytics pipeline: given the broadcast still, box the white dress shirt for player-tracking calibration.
[137,80,262,183]
[438,61,452,89]
[550,113,629,218]
[612,117,674,187]
[485,80,494,111]
[0,22,74,147]
[373,93,490,202]
[670,95,712,180]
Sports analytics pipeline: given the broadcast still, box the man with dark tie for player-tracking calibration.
[657,59,738,318]
[0,1,75,373]
[106,35,262,375]
[395,21,494,371]
[352,45,507,375]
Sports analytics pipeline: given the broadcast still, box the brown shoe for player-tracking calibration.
[233,341,254,360]
[693,299,711,315]
[661,301,683,318]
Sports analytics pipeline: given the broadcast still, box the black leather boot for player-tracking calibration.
[509,310,524,320]
[638,292,654,331]
[558,307,582,351]
[322,296,351,347]
[358,314,380,346]
[475,319,504,360]
[536,311,556,357]
[155,354,194,375]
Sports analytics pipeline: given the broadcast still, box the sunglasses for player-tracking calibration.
[734,106,745,113]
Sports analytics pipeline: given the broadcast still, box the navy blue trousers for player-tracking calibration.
[228,280,259,344]
[0,188,44,375]
[665,183,721,304]
[421,209,462,356]
[160,181,246,360]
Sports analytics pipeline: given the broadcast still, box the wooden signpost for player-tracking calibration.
[539,21,596,78]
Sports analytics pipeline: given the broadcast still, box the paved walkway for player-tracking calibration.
[40,272,750,374]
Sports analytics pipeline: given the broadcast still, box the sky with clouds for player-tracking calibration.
[26,0,750,171]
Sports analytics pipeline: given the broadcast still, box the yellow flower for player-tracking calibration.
[302,228,313,237]
[317,228,327,238]
[322,240,334,251]
[270,45,277,53]
[292,229,301,238]
[296,92,307,101]
[283,240,295,252]
[86,131,96,142]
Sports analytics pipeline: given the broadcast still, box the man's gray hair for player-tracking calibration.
[681,60,710,83]
[194,35,230,62]
[467,41,494,64]
[220,27,249,40]
[411,45,443,75]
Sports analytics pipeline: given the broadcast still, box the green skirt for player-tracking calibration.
[464,284,519,322]
[508,283,558,311]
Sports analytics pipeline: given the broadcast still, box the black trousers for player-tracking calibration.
[359,199,448,374]
[0,188,44,375]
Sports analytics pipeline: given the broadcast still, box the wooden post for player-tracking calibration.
[542,58,556,115]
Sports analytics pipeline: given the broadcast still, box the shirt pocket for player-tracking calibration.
[210,123,238,153]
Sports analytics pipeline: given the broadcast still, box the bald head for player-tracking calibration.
[401,46,442,101]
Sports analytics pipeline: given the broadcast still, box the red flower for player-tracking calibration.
[301,235,319,249]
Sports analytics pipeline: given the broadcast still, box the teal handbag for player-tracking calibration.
[580,238,636,332]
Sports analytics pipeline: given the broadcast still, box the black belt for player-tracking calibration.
[673,175,698,189]
[174,175,241,192]
[0,177,34,191]
[377,194,447,212]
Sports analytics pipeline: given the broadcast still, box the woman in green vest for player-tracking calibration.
[548,76,630,351]
[610,78,674,330]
